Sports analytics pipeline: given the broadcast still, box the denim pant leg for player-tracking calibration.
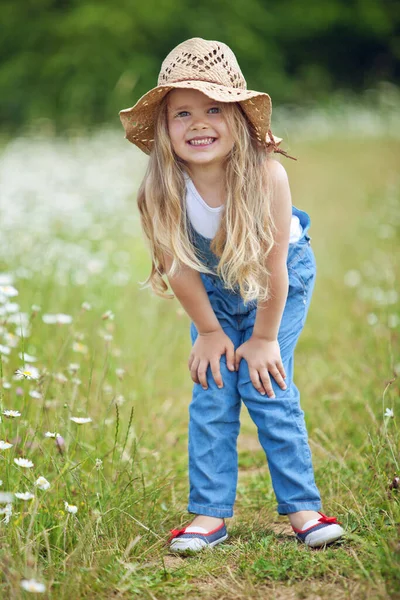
[187,321,242,518]
[237,243,322,515]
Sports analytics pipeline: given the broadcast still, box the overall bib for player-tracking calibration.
[186,205,322,517]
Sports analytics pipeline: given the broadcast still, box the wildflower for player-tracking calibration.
[18,352,38,362]
[42,313,73,324]
[388,314,399,328]
[72,341,88,354]
[15,365,40,380]
[367,313,378,326]
[115,394,125,406]
[0,503,12,523]
[101,310,114,320]
[103,333,113,342]
[54,372,68,384]
[71,377,82,386]
[2,381,11,389]
[95,458,103,470]
[70,417,92,424]
[3,410,21,418]
[4,302,19,313]
[115,368,125,380]
[44,431,60,438]
[0,285,18,297]
[0,344,11,355]
[31,304,41,313]
[15,492,35,501]
[20,579,46,593]
[0,441,13,450]
[385,408,394,418]
[29,390,42,399]
[16,387,24,396]
[64,501,78,514]
[0,274,13,285]
[14,458,34,468]
[67,363,80,374]
[0,480,2,486]
[35,477,50,491]
[0,492,13,503]
[81,302,92,311]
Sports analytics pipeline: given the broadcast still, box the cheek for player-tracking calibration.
[168,120,187,145]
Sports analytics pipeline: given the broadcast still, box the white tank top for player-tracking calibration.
[184,173,303,243]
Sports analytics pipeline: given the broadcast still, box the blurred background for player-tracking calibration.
[1,0,399,137]
[0,3,399,597]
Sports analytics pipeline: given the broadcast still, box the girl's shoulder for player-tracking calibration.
[265,157,289,184]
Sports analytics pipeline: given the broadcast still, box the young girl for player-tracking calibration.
[119,37,345,552]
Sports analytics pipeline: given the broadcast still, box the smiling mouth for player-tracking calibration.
[187,137,217,147]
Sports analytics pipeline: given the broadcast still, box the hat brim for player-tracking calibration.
[119,81,272,155]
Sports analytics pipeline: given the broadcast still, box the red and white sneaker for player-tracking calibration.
[292,511,345,547]
[167,522,229,553]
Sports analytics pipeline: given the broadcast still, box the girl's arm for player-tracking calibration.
[163,251,222,334]
[252,159,292,341]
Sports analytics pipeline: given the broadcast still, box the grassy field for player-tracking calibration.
[0,115,398,598]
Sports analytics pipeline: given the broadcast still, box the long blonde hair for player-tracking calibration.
[136,94,277,305]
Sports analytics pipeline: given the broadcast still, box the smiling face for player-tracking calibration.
[166,88,235,168]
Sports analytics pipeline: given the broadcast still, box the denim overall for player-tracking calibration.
[186,205,322,517]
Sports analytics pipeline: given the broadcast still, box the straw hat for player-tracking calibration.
[119,37,295,160]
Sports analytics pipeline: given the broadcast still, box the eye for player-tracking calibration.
[176,111,190,117]
[208,107,221,113]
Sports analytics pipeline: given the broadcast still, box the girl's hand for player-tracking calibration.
[188,328,236,390]
[234,336,287,398]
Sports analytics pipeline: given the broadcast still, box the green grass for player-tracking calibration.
[0,124,398,599]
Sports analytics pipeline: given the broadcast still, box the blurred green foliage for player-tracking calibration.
[1,0,399,133]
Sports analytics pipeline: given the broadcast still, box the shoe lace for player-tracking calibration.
[318,513,342,525]
[167,527,187,543]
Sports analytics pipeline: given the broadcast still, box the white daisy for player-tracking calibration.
[0,344,11,355]
[54,372,68,384]
[29,390,42,399]
[0,274,13,286]
[44,431,60,438]
[64,501,78,514]
[15,492,35,501]
[81,302,92,311]
[115,368,125,380]
[0,503,12,523]
[0,285,18,297]
[385,408,394,418]
[15,365,40,380]
[101,310,114,320]
[18,352,38,362]
[14,458,34,468]
[72,342,88,354]
[67,363,80,373]
[3,410,21,418]
[35,477,50,491]
[0,492,13,503]
[2,381,11,389]
[20,579,46,593]
[42,313,72,325]
[31,304,41,313]
[0,441,13,450]
[4,302,20,313]
[70,417,92,424]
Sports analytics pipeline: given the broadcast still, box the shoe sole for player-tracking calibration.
[305,525,345,548]
[169,533,229,553]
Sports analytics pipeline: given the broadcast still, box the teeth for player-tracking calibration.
[189,138,215,146]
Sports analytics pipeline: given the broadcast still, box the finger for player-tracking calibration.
[197,361,209,390]
[249,368,269,397]
[278,361,287,379]
[210,358,223,389]
[269,366,287,390]
[258,368,275,398]
[190,358,200,384]
[225,344,235,372]
[188,354,194,370]
[234,351,241,372]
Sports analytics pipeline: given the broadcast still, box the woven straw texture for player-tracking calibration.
[119,37,273,155]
